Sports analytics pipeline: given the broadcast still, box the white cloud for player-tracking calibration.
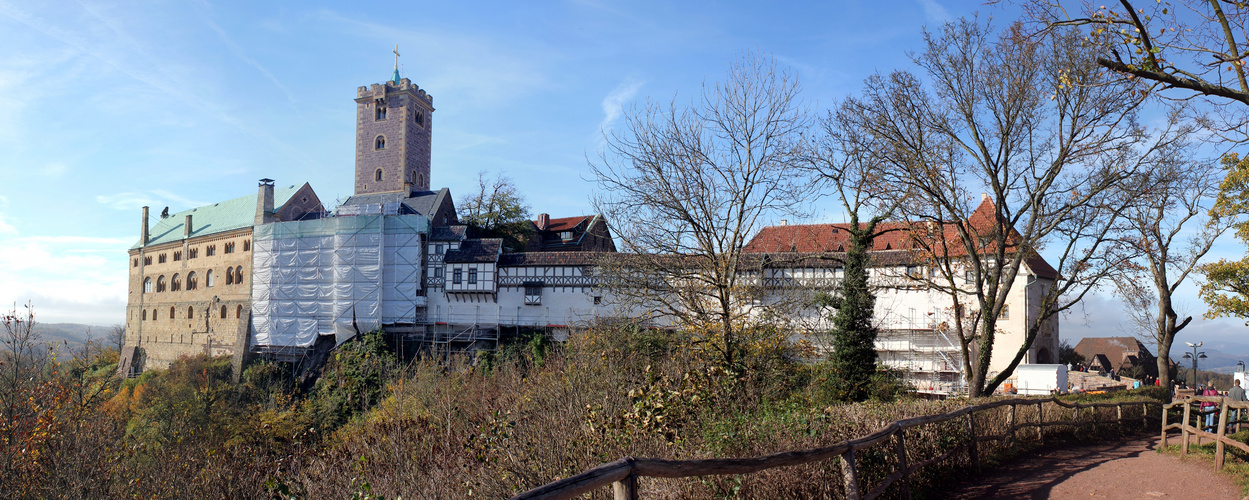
[598,76,645,136]
[917,0,951,24]
[0,231,129,324]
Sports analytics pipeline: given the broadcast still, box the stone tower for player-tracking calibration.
[354,73,434,195]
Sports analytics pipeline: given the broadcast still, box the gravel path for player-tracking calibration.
[946,435,1245,499]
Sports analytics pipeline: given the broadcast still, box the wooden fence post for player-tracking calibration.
[1037,401,1045,445]
[1142,402,1148,430]
[842,448,861,500]
[613,475,639,500]
[1116,403,1122,426]
[1007,403,1017,449]
[894,430,913,500]
[1216,401,1229,471]
[966,412,981,474]
[1160,403,1169,448]
[1182,400,1192,455]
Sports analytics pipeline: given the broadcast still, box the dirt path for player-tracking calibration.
[946,435,1245,499]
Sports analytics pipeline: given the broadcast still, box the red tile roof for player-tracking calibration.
[744,198,1058,279]
[534,215,590,232]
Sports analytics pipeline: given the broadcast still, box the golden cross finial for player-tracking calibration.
[393,44,400,71]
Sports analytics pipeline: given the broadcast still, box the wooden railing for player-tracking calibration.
[1160,395,1249,471]
[512,397,1159,500]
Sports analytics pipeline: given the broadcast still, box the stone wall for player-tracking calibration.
[125,227,254,369]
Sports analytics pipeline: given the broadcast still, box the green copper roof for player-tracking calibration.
[392,68,401,84]
[132,185,303,249]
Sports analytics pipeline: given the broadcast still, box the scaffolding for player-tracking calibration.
[251,213,429,353]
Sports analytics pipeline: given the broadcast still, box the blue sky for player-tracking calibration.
[0,0,1244,352]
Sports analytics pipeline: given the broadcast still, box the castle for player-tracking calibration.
[120,65,1058,394]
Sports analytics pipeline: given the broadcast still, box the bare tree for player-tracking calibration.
[1,302,46,477]
[590,53,811,369]
[843,19,1190,396]
[1111,138,1229,399]
[107,323,126,352]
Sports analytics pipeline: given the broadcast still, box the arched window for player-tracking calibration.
[414,110,424,126]
[236,305,243,318]
[171,273,181,292]
[152,309,157,321]
[375,168,384,182]
[226,269,233,285]
[206,269,215,287]
[375,135,386,150]
[375,105,387,120]
[220,305,227,318]
[142,309,147,321]
[187,306,194,319]
[236,266,245,285]
[419,173,425,187]
[169,306,175,320]
[156,275,166,293]
[143,278,153,293]
[187,271,197,290]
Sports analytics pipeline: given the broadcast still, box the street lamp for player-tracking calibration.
[1183,341,1207,389]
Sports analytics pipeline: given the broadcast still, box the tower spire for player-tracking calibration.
[392,44,401,84]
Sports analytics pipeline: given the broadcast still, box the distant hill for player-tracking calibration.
[1169,341,1249,374]
[33,322,118,348]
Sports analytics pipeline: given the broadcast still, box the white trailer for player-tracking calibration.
[1015,364,1069,395]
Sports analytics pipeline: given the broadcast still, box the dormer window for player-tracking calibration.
[559,231,573,240]
[375,135,386,150]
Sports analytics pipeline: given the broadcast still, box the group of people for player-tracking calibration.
[1198,379,1248,432]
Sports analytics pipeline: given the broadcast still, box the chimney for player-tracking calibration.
[537,213,550,231]
[981,192,990,203]
[255,178,275,225]
[141,206,150,246]
[184,214,193,237]
[780,219,788,226]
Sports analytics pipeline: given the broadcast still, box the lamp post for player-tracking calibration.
[1183,341,1207,389]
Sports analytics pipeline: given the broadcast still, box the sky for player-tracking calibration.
[0,0,1245,353]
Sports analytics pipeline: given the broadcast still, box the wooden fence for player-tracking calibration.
[512,397,1159,500]
[1161,395,1249,471]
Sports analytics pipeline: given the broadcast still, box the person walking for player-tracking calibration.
[1202,382,1219,431]
[1229,379,1247,433]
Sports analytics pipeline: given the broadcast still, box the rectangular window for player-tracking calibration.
[524,285,542,305]
[468,268,478,284]
[434,267,443,278]
[965,269,975,284]
[906,265,922,279]
[452,269,462,284]
[593,296,602,305]
[834,267,844,278]
[999,304,1010,319]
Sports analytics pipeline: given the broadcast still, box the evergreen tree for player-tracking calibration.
[827,214,880,402]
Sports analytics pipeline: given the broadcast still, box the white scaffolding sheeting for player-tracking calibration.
[251,214,428,348]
